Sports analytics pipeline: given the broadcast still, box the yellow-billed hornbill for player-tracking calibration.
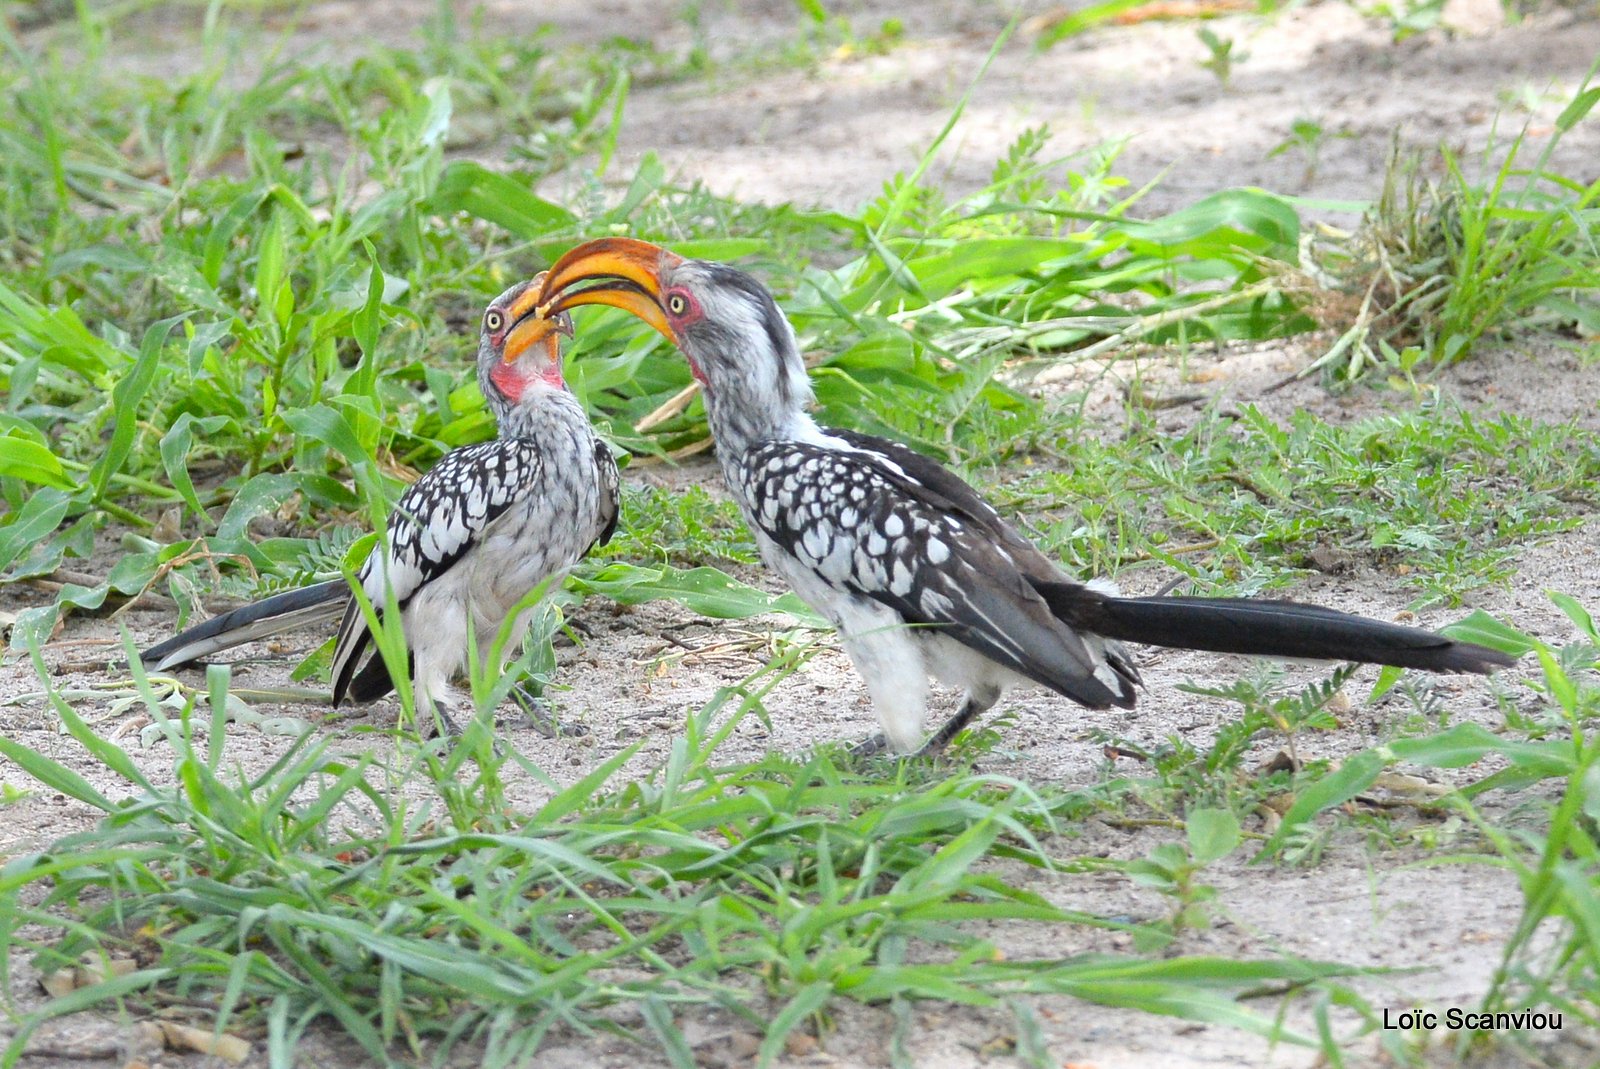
[532,238,1515,755]
[142,277,620,735]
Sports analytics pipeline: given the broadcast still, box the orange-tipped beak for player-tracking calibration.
[536,237,683,343]
[502,273,574,365]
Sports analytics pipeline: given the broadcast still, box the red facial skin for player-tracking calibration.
[662,286,706,384]
[485,298,566,402]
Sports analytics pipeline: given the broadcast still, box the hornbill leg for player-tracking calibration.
[431,701,465,739]
[407,676,466,739]
[918,685,1002,757]
[850,685,1003,758]
[510,684,589,738]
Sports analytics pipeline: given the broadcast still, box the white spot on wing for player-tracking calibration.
[889,559,912,597]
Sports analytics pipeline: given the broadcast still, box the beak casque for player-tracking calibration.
[502,273,575,365]
[535,237,682,343]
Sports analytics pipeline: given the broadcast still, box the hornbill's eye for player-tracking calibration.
[666,292,689,317]
[484,309,506,333]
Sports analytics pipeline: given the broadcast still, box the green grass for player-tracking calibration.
[994,403,1597,606]
[0,606,1591,1066]
[0,4,1597,1067]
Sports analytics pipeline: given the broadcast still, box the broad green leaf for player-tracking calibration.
[427,161,576,238]
[184,317,234,378]
[151,252,236,318]
[349,241,385,401]
[283,404,374,473]
[201,186,271,287]
[8,578,109,650]
[254,211,288,330]
[897,237,1092,300]
[0,434,76,490]
[1550,592,1598,645]
[1185,808,1241,865]
[1347,724,1575,798]
[1555,86,1600,133]
[416,76,453,147]
[1126,188,1301,259]
[158,413,232,520]
[1440,610,1540,657]
[0,280,119,377]
[1540,650,1582,726]
[826,331,918,373]
[216,472,304,542]
[0,490,71,574]
[0,735,115,810]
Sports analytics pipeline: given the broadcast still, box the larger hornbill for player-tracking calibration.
[142,277,620,736]
[532,238,1515,755]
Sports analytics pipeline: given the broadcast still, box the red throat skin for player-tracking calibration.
[490,362,565,402]
[687,357,707,386]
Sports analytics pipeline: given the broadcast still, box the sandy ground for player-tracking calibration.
[4,1,1600,1067]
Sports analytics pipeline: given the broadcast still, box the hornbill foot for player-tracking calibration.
[850,733,890,758]
[559,616,596,642]
[846,731,969,767]
[411,699,508,757]
[415,703,465,740]
[511,685,589,739]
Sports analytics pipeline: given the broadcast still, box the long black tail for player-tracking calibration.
[1036,583,1515,675]
[141,580,348,672]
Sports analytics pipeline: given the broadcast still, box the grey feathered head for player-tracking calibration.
[476,274,574,412]
[536,239,814,440]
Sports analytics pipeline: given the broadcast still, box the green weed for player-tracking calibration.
[1295,73,1600,381]
[995,403,1594,606]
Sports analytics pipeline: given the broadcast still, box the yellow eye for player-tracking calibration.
[485,309,505,332]
[666,293,689,317]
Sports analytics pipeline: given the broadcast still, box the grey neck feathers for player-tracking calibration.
[694,313,816,462]
[495,384,588,441]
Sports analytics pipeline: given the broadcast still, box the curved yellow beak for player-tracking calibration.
[535,237,683,343]
[502,271,574,365]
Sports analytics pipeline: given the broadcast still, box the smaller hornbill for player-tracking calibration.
[531,238,1515,755]
[142,277,620,735]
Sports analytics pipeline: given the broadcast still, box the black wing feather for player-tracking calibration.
[591,437,621,550]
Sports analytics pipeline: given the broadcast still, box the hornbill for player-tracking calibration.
[533,238,1515,755]
[142,277,620,736]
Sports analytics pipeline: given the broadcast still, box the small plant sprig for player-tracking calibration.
[1289,69,1599,381]
[1196,28,1248,89]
